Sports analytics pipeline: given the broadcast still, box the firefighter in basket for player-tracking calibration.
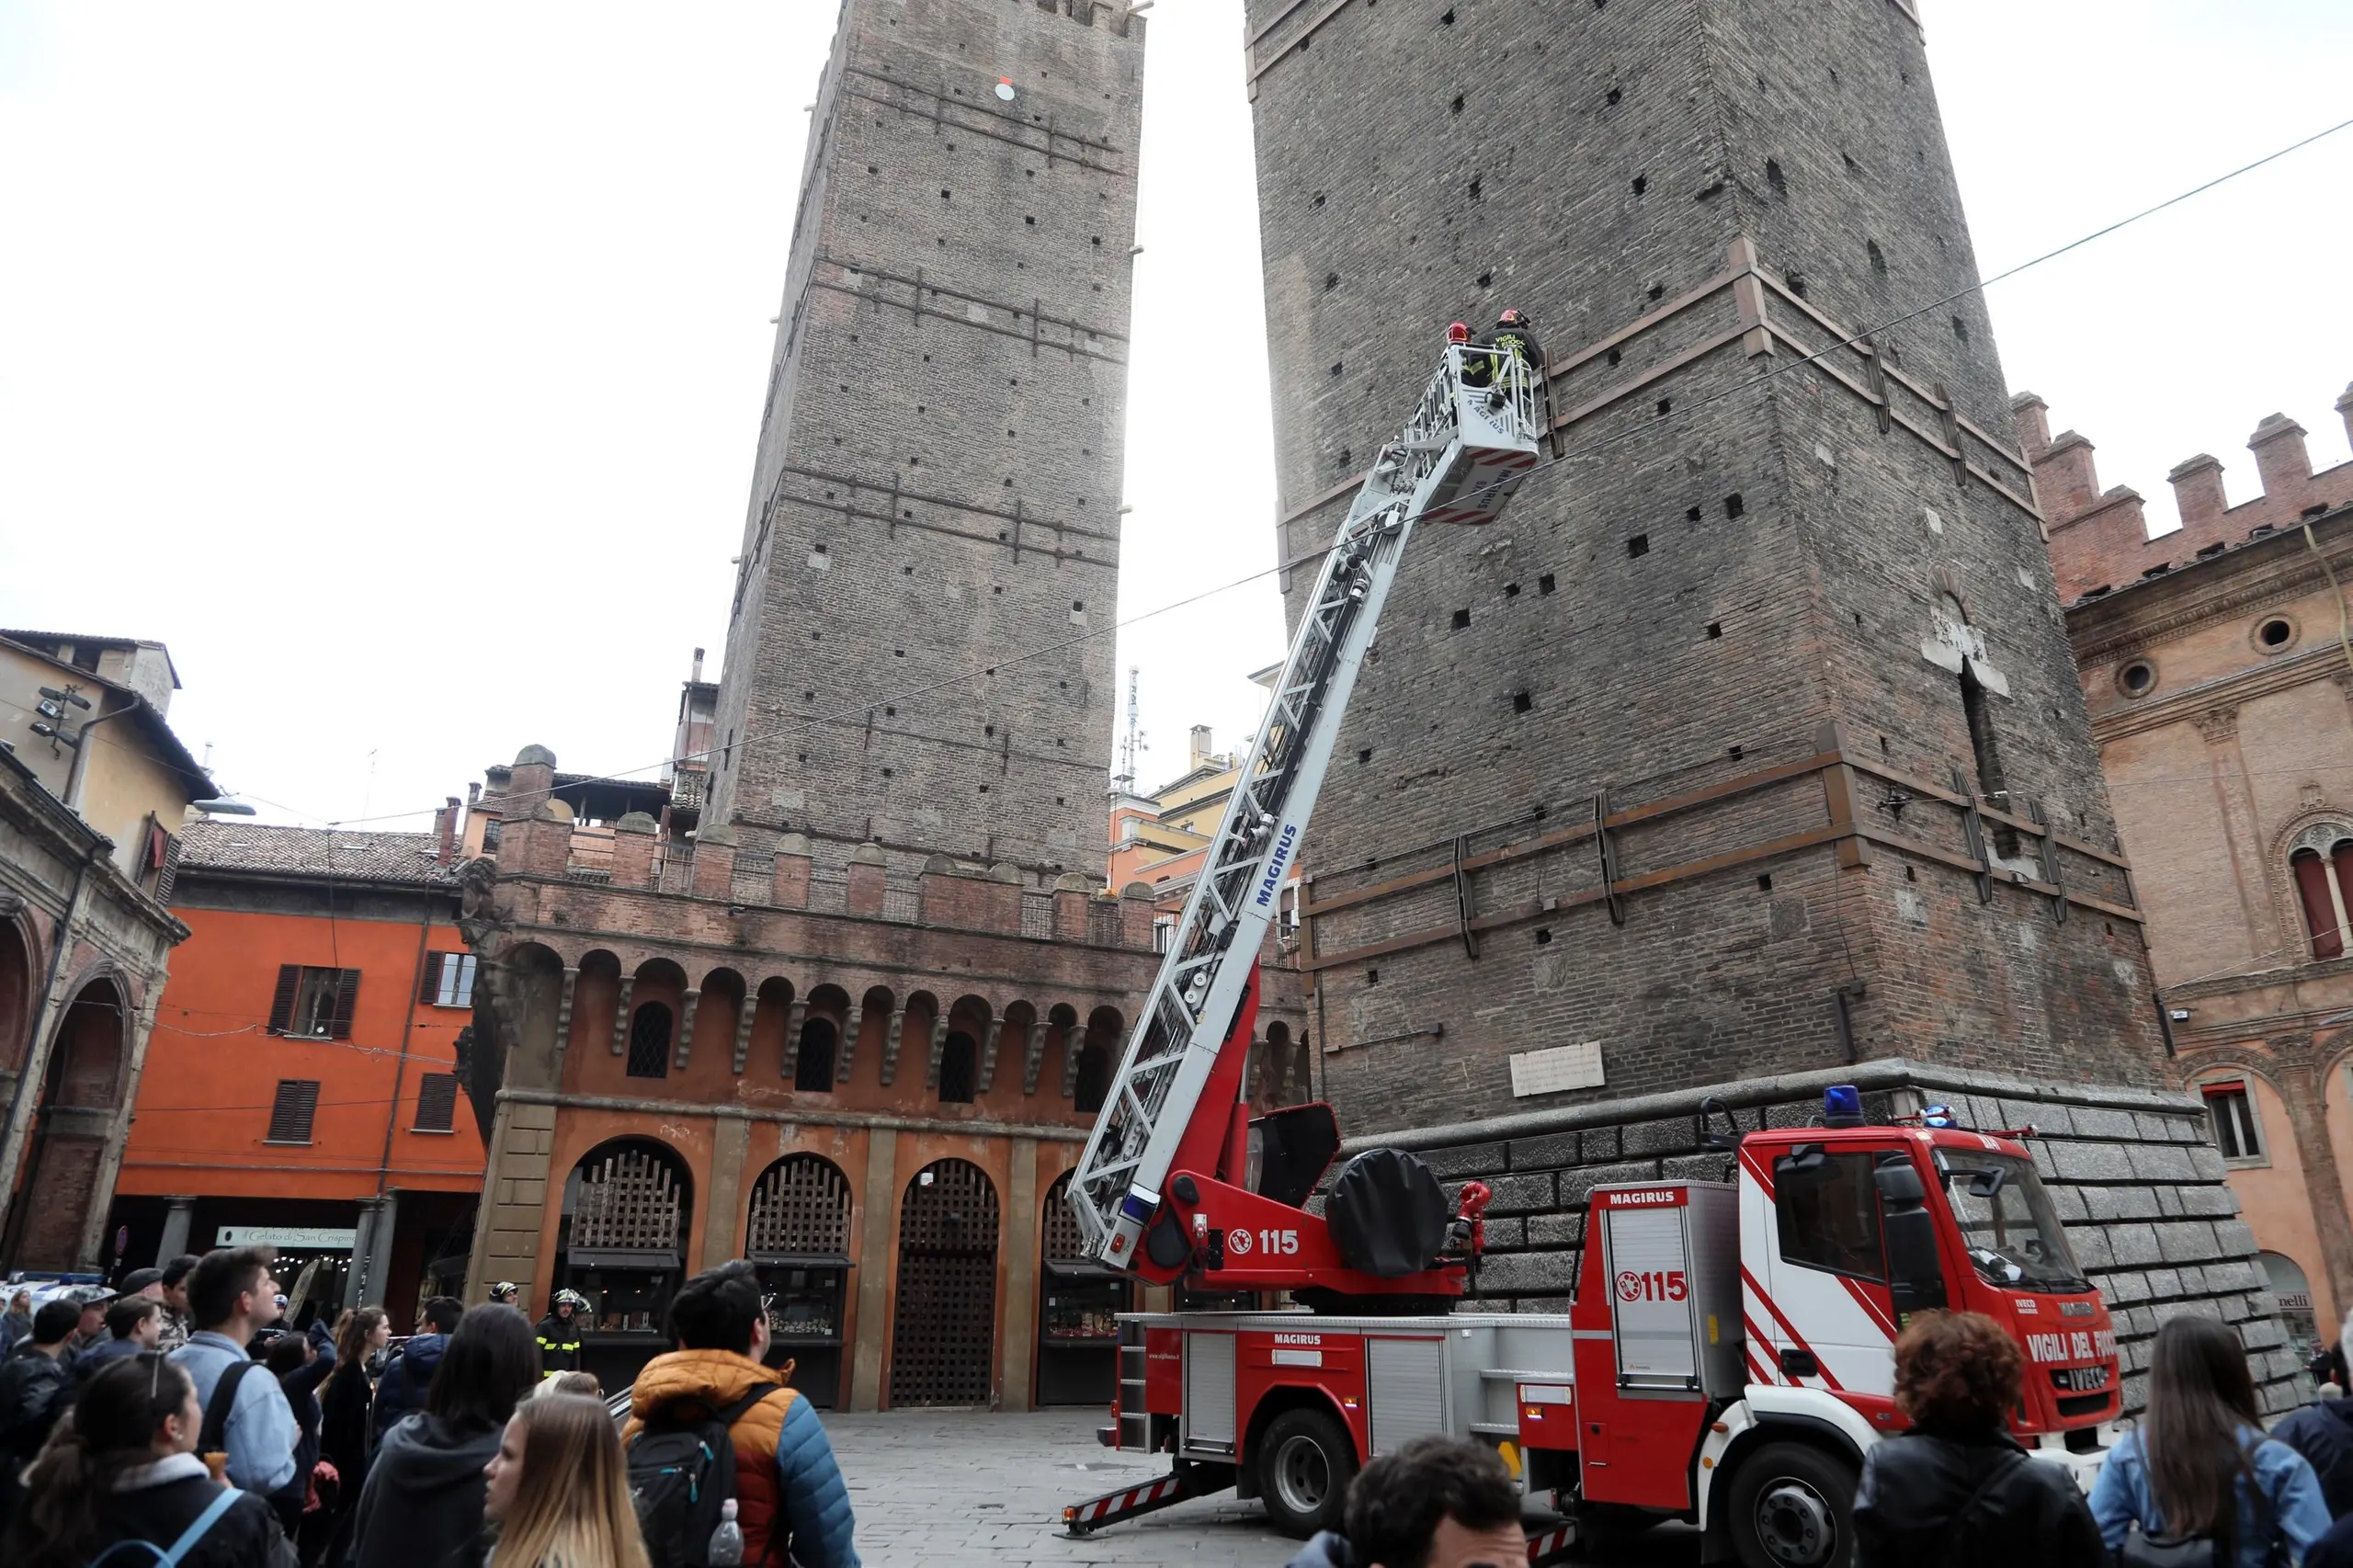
[535,1289,588,1373]
[1456,307,1544,393]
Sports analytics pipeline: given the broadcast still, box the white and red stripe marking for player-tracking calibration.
[1065,1473,1186,1527]
[1526,1522,1579,1563]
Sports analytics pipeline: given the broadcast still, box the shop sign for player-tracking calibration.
[2279,1290,2314,1312]
[215,1226,357,1250]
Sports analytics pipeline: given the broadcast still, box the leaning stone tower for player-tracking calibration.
[1244,0,2292,1408]
[699,0,1145,884]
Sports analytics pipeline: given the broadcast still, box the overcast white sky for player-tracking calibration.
[2,1,2348,832]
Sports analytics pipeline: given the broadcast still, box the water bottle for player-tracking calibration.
[708,1499,744,1567]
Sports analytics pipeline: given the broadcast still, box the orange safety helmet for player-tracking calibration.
[1496,307,1529,328]
[1447,321,1471,343]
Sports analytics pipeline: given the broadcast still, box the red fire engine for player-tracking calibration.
[1059,335,2119,1566]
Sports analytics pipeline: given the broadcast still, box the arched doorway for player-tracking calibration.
[1036,1170,1127,1406]
[2259,1251,2321,1359]
[558,1138,692,1390]
[889,1159,997,1407]
[9,976,127,1268]
[745,1153,853,1407]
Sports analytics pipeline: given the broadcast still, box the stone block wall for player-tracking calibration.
[1358,1061,2300,1416]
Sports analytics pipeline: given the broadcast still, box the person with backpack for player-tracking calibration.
[621,1260,858,1568]
[2090,1314,2332,1565]
[483,1393,649,1568]
[0,1353,295,1568]
[348,1303,540,1568]
[168,1246,303,1526]
[1852,1310,2106,1566]
[0,1298,80,1535]
[371,1295,462,1443]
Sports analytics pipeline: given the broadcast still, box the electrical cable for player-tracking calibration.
[109,112,2353,837]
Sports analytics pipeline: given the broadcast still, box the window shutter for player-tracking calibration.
[267,966,301,1034]
[155,834,182,903]
[267,1079,321,1143]
[329,970,362,1039]
[419,952,445,1005]
[414,1073,459,1132]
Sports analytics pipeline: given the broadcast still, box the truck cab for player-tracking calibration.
[1542,1105,2117,1565]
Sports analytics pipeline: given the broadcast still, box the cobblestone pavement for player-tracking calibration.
[827,1410,1699,1567]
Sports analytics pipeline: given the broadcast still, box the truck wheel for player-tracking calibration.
[1256,1407,1357,1539]
[1726,1441,1857,1568]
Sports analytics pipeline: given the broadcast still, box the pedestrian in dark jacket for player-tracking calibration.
[372,1295,462,1443]
[0,1290,30,1354]
[0,1300,80,1536]
[0,1351,294,1568]
[2279,1312,2353,1517]
[348,1303,540,1568]
[1284,1434,1522,1568]
[1854,1310,2106,1568]
[267,1324,336,1508]
[312,1308,389,1568]
[74,1294,164,1387]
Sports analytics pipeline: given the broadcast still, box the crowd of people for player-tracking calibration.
[0,1252,859,1568]
[1280,1312,2353,1568]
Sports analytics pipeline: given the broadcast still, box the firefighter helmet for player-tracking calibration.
[489,1281,520,1303]
[1496,307,1530,328]
[552,1289,589,1312]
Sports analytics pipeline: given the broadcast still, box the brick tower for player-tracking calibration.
[700,0,1145,883]
[1245,0,2290,1405]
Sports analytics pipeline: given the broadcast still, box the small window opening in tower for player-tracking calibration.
[1631,175,1647,196]
[1868,240,1886,275]
[1766,159,1786,194]
[1951,314,1971,343]
[1961,664,2018,857]
[1468,176,1482,200]
[1512,690,1534,713]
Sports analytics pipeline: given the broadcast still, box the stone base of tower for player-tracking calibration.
[1355,1059,2299,1417]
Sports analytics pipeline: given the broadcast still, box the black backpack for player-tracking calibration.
[198,1360,310,1536]
[626,1386,781,1568]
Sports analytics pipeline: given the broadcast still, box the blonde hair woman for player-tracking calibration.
[483,1394,649,1568]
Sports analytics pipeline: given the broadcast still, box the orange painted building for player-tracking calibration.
[107,816,486,1330]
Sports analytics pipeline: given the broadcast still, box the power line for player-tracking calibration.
[191,111,2353,835]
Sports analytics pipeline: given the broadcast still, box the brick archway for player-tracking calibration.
[889,1159,997,1407]
[9,974,129,1268]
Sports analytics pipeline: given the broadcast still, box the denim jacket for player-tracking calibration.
[2089,1425,2332,1568]
[170,1330,299,1494]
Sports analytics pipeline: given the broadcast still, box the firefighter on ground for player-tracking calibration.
[488,1280,521,1309]
[535,1289,587,1372]
[1456,307,1544,392]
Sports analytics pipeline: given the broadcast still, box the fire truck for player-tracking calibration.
[1059,334,2120,1565]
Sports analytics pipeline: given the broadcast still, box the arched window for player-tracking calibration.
[938,1032,977,1104]
[1073,1043,1110,1113]
[626,1003,672,1078]
[795,1017,838,1092]
[2290,824,2353,960]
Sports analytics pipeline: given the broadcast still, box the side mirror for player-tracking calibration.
[1875,1163,1948,1314]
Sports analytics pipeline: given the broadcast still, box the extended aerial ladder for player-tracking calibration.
[1067,330,1543,1294]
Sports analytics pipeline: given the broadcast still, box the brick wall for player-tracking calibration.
[700,0,1145,883]
[1251,0,2167,1121]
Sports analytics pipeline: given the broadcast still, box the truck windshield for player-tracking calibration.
[1936,1151,2088,1293]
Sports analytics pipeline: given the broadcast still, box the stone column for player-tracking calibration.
[608,977,636,1057]
[2282,1053,2353,1326]
[780,1000,810,1080]
[978,1020,1006,1092]
[703,1111,752,1269]
[551,968,579,1086]
[880,1009,909,1085]
[347,1198,384,1309]
[835,1003,863,1083]
[364,1191,400,1311]
[674,989,702,1070]
[731,1002,758,1074]
[999,1139,1040,1413]
[847,1130,899,1412]
[2194,708,2288,962]
[156,1196,197,1266]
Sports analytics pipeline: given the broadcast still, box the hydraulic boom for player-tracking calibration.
[1068,334,1542,1275]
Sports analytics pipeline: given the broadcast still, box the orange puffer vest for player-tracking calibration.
[624,1349,797,1562]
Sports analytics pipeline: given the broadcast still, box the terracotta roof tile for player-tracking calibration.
[178,820,460,886]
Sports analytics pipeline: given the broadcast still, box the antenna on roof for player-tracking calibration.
[1114,666,1146,791]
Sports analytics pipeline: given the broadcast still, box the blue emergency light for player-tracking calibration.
[1921,1103,1957,1129]
[1824,1085,1864,1128]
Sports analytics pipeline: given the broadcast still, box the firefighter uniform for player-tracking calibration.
[534,1310,584,1371]
[1464,321,1544,389]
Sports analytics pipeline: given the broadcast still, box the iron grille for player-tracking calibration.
[747,1154,852,1256]
[572,1147,683,1251]
[890,1160,998,1407]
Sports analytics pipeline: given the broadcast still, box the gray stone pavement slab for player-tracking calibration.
[824,1410,1698,1566]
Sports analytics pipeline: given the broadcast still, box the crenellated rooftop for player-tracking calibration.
[2018,381,2353,605]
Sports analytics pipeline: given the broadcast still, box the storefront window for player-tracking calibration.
[558,1139,692,1390]
[746,1153,853,1408]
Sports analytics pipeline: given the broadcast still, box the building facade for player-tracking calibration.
[0,630,206,1273]
[2040,381,2353,1352]
[1242,0,2286,1405]
[698,0,1145,883]
[105,816,489,1330]
[460,746,1311,1406]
